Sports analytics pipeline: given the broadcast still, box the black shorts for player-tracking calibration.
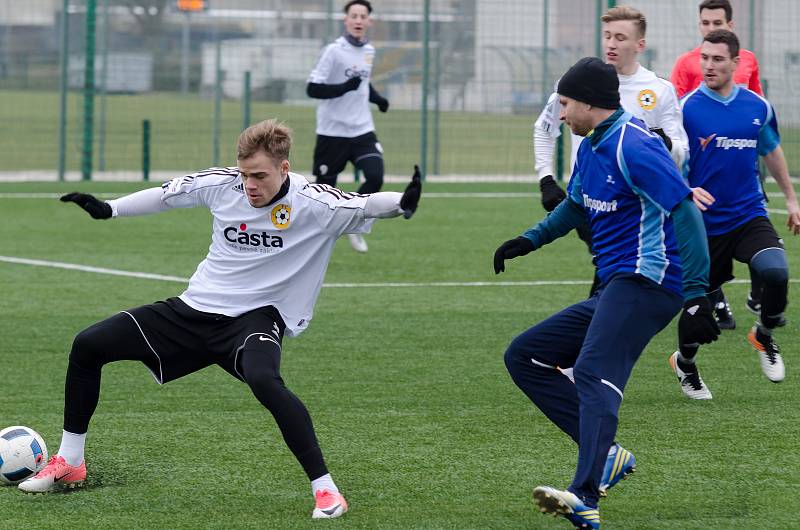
[312,131,383,179]
[708,216,783,290]
[121,297,285,384]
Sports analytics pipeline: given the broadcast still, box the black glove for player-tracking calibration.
[376,97,389,113]
[60,192,112,219]
[649,127,673,153]
[539,175,566,212]
[343,75,362,92]
[678,296,720,345]
[493,236,534,274]
[400,165,422,219]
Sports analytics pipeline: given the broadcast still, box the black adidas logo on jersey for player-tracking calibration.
[232,183,244,194]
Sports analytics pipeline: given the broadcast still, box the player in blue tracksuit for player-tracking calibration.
[669,29,800,397]
[494,57,719,529]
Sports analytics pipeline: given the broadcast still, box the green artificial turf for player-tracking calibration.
[0,182,798,529]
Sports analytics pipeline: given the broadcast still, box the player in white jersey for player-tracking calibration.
[18,119,422,521]
[307,0,390,254]
[533,5,689,296]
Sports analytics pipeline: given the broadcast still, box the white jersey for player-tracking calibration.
[308,36,375,138]
[534,64,689,177]
[159,168,375,337]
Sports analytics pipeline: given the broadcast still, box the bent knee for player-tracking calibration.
[69,326,109,366]
[760,266,788,286]
[504,336,531,370]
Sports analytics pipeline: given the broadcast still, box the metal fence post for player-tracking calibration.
[541,0,549,106]
[58,0,69,181]
[432,42,441,176]
[242,70,251,131]
[81,0,97,181]
[142,119,150,181]
[98,0,109,172]
[181,12,191,94]
[420,0,430,179]
[212,29,221,167]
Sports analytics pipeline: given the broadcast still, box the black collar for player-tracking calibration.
[344,33,369,47]
[262,175,290,207]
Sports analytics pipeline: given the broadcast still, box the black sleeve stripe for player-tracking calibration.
[191,167,240,179]
[166,174,239,196]
[307,183,367,201]
[298,189,366,210]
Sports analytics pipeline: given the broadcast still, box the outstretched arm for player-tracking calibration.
[363,165,421,219]
[493,197,586,274]
[61,187,169,219]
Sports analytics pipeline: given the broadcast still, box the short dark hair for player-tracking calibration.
[699,0,732,22]
[704,29,740,58]
[344,0,372,14]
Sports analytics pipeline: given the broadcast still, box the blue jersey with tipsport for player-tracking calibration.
[567,112,692,296]
[681,84,780,236]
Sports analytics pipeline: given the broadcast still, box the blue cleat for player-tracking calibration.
[599,443,635,497]
[533,486,600,529]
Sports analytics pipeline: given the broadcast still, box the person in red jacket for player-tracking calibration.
[671,0,762,98]
[671,0,774,332]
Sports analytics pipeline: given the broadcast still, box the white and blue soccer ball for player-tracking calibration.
[0,426,48,485]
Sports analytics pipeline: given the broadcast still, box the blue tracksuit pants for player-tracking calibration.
[504,273,682,506]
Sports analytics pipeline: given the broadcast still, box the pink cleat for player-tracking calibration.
[18,455,86,493]
[312,489,349,519]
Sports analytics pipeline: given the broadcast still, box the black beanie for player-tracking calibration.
[557,57,620,110]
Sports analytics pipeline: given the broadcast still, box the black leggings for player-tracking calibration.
[63,312,328,480]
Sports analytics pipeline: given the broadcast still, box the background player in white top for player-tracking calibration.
[18,119,422,521]
[307,0,390,254]
[533,5,689,296]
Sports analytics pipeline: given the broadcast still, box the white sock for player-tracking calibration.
[311,473,338,496]
[57,430,86,466]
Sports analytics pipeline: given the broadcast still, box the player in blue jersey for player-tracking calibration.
[495,57,719,529]
[669,29,800,398]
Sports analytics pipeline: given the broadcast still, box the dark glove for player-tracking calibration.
[400,165,422,219]
[60,192,112,219]
[376,97,389,113]
[539,175,566,212]
[678,296,720,345]
[343,75,362,92]
[649,127,673,153]
[493,236,534,274]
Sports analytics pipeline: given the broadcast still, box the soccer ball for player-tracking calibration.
[0,426,48,485]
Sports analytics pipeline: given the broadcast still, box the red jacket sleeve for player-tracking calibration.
[671,54,691,98]
[748,55,763,95]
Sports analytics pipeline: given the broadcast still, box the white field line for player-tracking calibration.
[2,255,796,288]
[0,191,790,200]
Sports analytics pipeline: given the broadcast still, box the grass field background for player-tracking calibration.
[1,181,799,529]
[3,88,800,177]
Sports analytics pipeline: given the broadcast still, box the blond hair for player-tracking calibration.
[601,5,647,37]
[237,119,293,163]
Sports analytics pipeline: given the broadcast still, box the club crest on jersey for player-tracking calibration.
[637,89,656,111]
[271,203,291,229]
